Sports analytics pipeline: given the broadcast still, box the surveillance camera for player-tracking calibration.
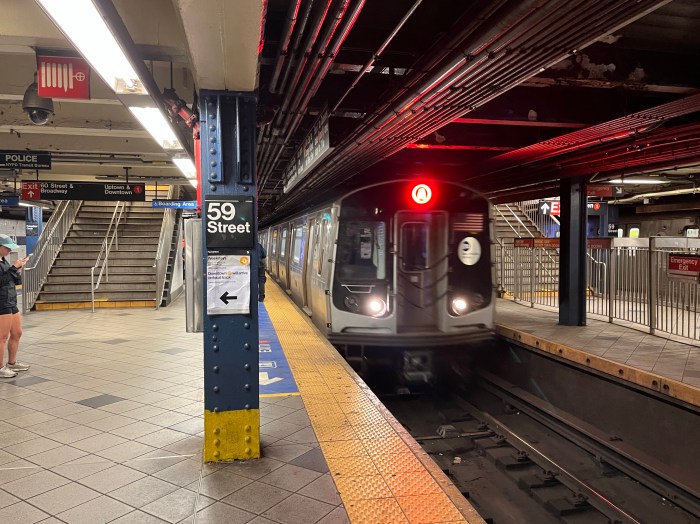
[22,82,54,126]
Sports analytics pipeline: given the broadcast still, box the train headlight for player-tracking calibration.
[367,297,387,317]
[450,296,469,316]
[344,295,361,313]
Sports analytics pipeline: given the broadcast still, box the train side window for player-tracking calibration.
[292,226,303,263]
[272,230,278,256]
[400,222,428,271]
[280,228,288,259]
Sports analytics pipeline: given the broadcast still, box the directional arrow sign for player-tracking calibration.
[259,372,284,386]
[219,291,237,305]
[540,201,550,214]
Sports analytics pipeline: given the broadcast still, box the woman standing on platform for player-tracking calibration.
[0,234,31,378]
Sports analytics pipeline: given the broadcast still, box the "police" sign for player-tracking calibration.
[205,196,255,249]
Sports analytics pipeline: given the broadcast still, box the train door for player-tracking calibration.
[303,218,316,314]
[394,211,448,332]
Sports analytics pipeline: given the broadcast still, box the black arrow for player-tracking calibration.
[220,291,237,304]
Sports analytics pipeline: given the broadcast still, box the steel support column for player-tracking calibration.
[200,92,260,462]
[559,177,587,326]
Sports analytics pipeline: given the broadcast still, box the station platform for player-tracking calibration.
[0,283,483,524]
[496,299,700,407]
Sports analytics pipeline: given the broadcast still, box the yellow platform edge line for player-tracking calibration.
[263,281,485,524]
[495,324,700,407]
[260,392,301,398]
[203,409,260,462]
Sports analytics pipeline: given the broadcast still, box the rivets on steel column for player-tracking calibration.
[209,124,216,132]
[243,322,250,329]
[244,363,250,370]
[209,148,217,155]
[241,185,249,192]
[213,386,220,393]
[244,383,250,390]
[245,447,251,454]
[214,428,220,435]
[245,425,251,432]
[245,436,251,443]
[212,335,218,342]
[214,450,220,458]
[243,343,250,350]
[213,407,219,413]
[210,160,217,167]
[210,185,217,192]
[244,404,250,409]
[212,324,218,331]
[213,366,219,373]
[214,439,220,446]
[213,345,219,352]
[209,136,215,143]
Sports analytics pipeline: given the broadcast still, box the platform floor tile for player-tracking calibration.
[1,295,348,524]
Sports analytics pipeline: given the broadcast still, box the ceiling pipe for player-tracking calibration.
[274,0,318,97]
[268,0,303,94]
[310,0,670,191]
[611,186,699,204]
[330,0,424,114]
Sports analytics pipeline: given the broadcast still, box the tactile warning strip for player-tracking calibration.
[264,282,485,523]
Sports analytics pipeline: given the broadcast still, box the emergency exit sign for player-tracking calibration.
[668,254,700,283]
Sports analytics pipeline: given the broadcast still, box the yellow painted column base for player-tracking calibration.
[204,409,261,462]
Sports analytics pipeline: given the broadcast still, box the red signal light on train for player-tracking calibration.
[411,183,432,205]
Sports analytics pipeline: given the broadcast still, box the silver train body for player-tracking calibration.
[260,180,495,379]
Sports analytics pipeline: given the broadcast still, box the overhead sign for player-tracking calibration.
[588,238,612,250]
[587,185,613,197]
[0,197,20,206]
[152,200,197,209]
[22,182,145,201]
[514,238,534,248]
[668,254,700,283]
[37,55,90,99]
[534,238,560,248]
[540,200,560,216]
[205,196,255,249]
[0,151,51,169]
[283,110,334,193]
[206,255,251,315]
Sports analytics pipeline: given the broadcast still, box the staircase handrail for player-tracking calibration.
[494,205,533,238]
[91,201,126,312]
[22,200,83,313]
[154,186,178,309]
[586,251,607,295]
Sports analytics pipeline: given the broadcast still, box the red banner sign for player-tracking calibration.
[586,185,613,197]
[37,55,90,99]
[534,238,560,248]
[587,238,612,250]
[514,238,534,248]
[668,254,700,282]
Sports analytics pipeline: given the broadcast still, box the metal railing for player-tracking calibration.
[22,201,82,313]
[154,186,178,309]
[515,199,561,238]
[507,236,700,343]
[90,202,126,312]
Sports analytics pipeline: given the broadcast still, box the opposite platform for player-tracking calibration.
[496,299,700,406]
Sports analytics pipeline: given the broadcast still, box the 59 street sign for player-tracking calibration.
[205,196,255,249]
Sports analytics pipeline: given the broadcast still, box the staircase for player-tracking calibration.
[35,201,163,309]
[493,202,559,296]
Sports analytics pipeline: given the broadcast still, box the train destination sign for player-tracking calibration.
[205,196,255,249]
[0,151,51,169]
[21,182,145,201]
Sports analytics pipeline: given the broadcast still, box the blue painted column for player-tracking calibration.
[559,177,587,326]
[199,92,260,461]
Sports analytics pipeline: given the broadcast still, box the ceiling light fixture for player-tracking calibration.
[35,0,194,181]
[608,178,670,185]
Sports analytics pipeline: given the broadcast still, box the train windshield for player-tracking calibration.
[336,220,386,280]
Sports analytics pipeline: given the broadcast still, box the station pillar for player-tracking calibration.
[558,177,587,326]
[199,92,260,462]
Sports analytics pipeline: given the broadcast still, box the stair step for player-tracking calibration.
[46,274,155,283]
[37,290,156,301]
[49,266,155,275]
[42,282,156,292]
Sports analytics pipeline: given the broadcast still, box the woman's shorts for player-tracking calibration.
[0,307,19,315]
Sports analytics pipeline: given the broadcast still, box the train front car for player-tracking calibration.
[329,180,495,383]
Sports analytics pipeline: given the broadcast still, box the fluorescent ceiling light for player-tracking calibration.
[173,157,196,178]
[129,107,183,151]
[609,178,670,185]
[36,0,147,95]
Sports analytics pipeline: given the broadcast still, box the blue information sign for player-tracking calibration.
[258,303,298,396]
[0,197,20,206]
[152,200,197,209]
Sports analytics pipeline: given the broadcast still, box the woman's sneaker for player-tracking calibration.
[0,365,18,378]
[6,362,30,372]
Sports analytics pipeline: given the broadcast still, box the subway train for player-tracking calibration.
[259,179,495,383]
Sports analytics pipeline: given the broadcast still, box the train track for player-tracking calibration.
[379,341,700,523]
